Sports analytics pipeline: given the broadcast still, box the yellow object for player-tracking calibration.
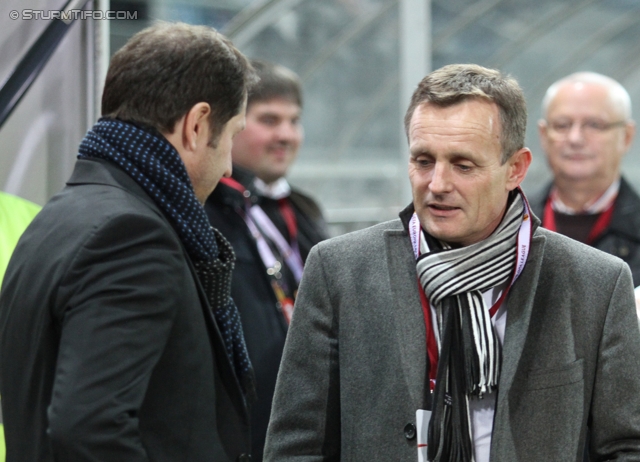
[0,192,40,461]
[0,191,41,287]
[0,424,4,461]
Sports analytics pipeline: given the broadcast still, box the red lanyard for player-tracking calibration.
[542,195,614,245]
[219,177,247,195]
[220,178,299,244]
[278,198,298,242]
[418,284,439,392]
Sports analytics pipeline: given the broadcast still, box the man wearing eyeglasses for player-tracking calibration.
[532,72,640,286]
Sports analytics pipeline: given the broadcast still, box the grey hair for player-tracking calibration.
[541,72,632,120]
[404,64,527,164]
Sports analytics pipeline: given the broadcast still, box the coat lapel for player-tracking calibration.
[498,231,546,395]
[491,230,547,462]
[384,226,428,408]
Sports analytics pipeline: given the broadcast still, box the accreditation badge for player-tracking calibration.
[416,409,431,462]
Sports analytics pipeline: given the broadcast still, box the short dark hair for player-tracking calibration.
[247,60,302,109]
[102,22,257,142]
[404,64,527,163]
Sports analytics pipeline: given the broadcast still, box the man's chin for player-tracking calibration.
[556,168,599,182]
[423,224,459,243]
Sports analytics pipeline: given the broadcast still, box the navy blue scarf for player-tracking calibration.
[78,117,255,398]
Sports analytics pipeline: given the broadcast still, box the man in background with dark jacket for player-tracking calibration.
[205,60,328,461]
[531,72,640,286]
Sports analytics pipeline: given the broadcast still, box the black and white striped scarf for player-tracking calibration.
[420,192,525,462]
[78,118,255,400]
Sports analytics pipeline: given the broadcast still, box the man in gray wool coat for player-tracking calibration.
[263,64,640,462]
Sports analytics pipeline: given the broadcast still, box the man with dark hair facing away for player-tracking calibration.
[0,22,256,462]
[264,64,640,461]
[205,60,328,461]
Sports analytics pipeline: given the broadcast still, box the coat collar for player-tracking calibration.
[67,158,158,212]
[607,176,640,242]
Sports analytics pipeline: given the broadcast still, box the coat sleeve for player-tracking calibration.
[263,244,341,461]
[47,211,186,461]
[589,262,640,460]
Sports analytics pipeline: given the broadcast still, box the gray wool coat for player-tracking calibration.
[264,215,640,461]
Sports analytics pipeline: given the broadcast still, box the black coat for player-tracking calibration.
[0,158,250,461]
[205,167,328,462]
[528,176,640,285]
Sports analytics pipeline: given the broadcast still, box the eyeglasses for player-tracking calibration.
[546,119,627,137]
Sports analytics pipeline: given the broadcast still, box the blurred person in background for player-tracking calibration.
[205,59,328,462]
[532,72,640,322]
[532,72,640,284]
[0,22,256,462]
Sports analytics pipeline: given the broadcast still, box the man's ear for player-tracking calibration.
[182,102,212,152]
[623,120,636,152]
[537,119,551,155]
[506,147,532,190]
[163,102,212,155]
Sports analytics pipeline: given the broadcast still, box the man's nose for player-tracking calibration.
[567,121,586,144]
[429,163,452,193]
[275,121,300,141]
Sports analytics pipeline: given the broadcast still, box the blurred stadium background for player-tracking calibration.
[2,0,640,235]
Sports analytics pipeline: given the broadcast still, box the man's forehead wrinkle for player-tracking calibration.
[410,123,497,145]
[410,116,498,136]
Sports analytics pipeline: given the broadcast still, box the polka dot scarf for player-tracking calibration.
[78,117,255,399]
